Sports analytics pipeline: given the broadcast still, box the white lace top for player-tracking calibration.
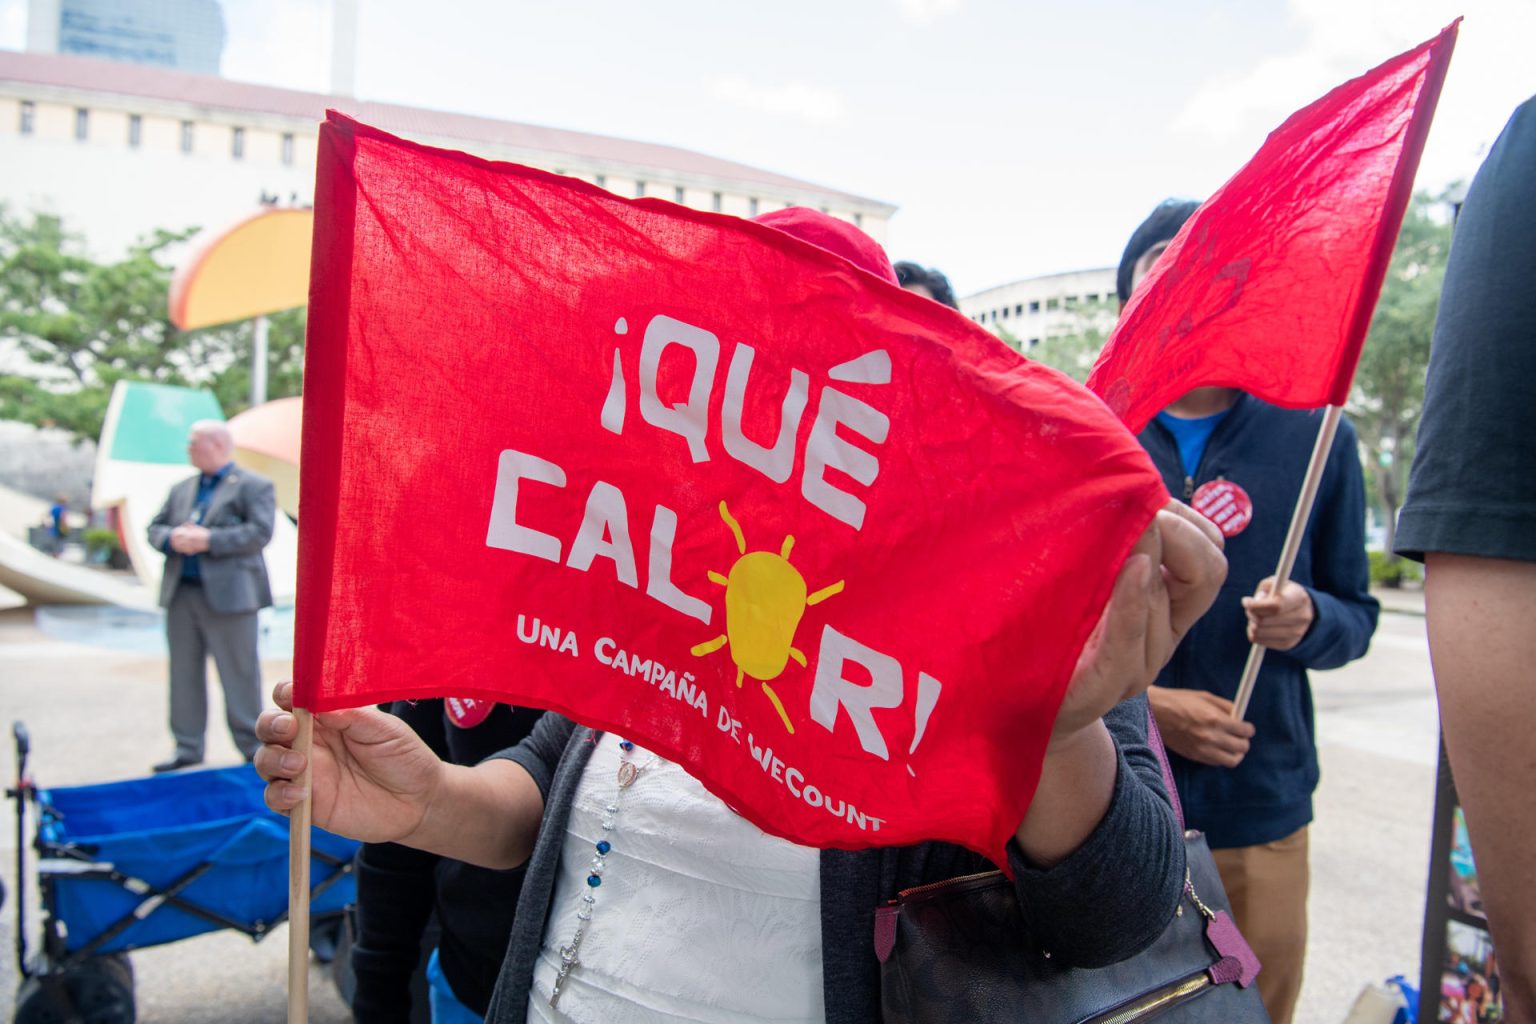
[526,733,824,1023]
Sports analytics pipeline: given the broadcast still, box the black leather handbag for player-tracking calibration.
[874,711,1270,1023]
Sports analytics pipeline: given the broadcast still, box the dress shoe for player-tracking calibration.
[151,756,203,773]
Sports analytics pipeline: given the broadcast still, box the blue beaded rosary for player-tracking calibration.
[549,738,662,1010]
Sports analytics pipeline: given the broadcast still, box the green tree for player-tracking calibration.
[0,207,305,442]
[997,298,1116,384]
[205,307,308,414]
[1347,190,1454,564]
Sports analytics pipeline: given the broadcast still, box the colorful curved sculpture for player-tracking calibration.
[0,483,153,608]
[168,207,314,330]
[227,397,302,519]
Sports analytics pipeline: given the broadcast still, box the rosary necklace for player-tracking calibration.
[549,738,661,1010]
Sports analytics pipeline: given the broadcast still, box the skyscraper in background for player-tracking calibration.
[27,0,226,75]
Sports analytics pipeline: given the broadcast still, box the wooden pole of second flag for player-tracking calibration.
[1230,405,1344,721]
[287,708,314,1023]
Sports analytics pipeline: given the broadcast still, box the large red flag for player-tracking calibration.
[1087,22,1458,432]
[297,113,1167,862]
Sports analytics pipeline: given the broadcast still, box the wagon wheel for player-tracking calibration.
[15,953,136,1024]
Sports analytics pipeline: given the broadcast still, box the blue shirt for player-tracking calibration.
[179,463,233,580]
[1154,409,1230,477]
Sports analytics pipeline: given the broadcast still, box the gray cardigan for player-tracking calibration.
[485,694,1184,1023]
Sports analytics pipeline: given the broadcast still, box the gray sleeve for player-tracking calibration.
[209,477,277,557]
[147,483,179,553]
[1005,694,1185,967]
[1397,96,1536,562]
[485,713,576,801]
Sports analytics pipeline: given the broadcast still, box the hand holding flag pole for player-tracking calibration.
[1087,21,1458,721]
[1229,405,1342,720]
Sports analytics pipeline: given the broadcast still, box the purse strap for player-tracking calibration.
[1144,703,1185,833]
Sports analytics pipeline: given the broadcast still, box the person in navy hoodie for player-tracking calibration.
[1117,199,1380,1024]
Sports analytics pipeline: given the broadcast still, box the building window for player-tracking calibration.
[281,132,294,165]
[1086,292,1100,303]
[20,101,35,134]
[854,212,863,228]
[594,174,606,188]
[180,120,194,153]
[674,185,685,203]
[1028,300,1040,313]
[819,206,829,214]
[748,197,759,216]
[712,192,723,212]
[1046,298,1060,311]
[231,127,245,159]
[128,114,142,148]
[1001,307,1010,319]
[1028,337,1040,348]
[1014,304,1024,316]
[635,180,646,197]
[1065,295,1079,307]
[74,107,89,141]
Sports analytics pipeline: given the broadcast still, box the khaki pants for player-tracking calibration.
[1211,826,1309,1024]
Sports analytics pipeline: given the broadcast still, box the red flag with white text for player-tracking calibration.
[1087,22,1458,432]
[296,113,1168,862]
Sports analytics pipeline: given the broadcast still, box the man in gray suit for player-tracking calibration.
[147,420,276,772]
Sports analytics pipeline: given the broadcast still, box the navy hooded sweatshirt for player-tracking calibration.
[1140,394,1379,849]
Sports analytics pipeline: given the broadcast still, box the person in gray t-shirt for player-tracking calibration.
[1395,94,1536,1019]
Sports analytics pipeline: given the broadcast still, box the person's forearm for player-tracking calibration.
[1426,553,1536,1018]
[1014,720,1116,868]
[401,758,546,870]
[207,527,266,555]
[209,517,275,555]
[208,489,276,556]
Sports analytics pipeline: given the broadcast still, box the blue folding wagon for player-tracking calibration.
[9,723,359,1023]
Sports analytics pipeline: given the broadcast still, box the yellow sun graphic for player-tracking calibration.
[691,501,844,734]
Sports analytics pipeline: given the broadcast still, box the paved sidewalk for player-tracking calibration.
[0,608,351,1024]
[1300,601,1436,1023]
[1371,584,1425,617]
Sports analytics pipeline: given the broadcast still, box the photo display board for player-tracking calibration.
[1419,740,1505,1023]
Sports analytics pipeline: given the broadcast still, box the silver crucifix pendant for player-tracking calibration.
[549,936,584,1008]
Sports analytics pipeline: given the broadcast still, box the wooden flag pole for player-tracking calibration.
[1231,404,1344,721]
[287,708,314,1024]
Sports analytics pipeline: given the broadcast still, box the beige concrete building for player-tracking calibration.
[960,267,1118,351]
[0,49,896,258]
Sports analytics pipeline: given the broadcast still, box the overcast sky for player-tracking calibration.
[4,0,1534,295]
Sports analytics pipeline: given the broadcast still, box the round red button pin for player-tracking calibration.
[445,696,494,729]
[1191,479,1254,538]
